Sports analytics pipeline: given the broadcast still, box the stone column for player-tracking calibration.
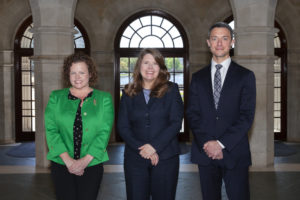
[229,0,278,167]
[287,48,300,142]
[0,50,15,144]
[92,50,115,142]
[29,0,77,168]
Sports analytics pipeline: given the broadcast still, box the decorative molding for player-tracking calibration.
[30,26,75,34]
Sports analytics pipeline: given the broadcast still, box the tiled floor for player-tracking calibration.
[0,142,300,200]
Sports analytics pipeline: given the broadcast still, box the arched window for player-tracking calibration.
[14,17,90,142]
[115,10,189,141]
[225,17,287,141]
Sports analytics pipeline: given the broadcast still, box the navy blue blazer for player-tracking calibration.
[117,82,184,161]
[186,61,256,169]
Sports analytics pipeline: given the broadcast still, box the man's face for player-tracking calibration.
[207,27,234,62]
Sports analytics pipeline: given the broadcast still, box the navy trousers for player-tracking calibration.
[198,161,250,200]
[50,161,103,200]
[124,155,179,200]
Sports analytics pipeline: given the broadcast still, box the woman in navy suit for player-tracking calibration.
[117,48,184,200]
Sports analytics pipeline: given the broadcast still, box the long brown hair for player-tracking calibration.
[124,48,170,98]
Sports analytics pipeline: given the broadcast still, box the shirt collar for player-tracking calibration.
[211,57,231,71]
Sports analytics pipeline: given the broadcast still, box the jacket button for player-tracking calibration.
[83,112,87,116]
[216,117,219,120]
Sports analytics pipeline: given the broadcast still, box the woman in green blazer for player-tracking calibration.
[45,52,114,200]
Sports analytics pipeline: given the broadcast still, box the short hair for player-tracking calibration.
[208,22,234,39]
[63,52,98,87]
[124,48,170,98]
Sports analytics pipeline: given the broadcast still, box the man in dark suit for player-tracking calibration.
[186,22,256,200]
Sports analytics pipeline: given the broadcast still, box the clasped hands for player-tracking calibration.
[62,153,93,176]
[138,144,159,166]
[203,140,223,160]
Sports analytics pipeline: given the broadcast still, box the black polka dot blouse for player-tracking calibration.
[68,91,93,160]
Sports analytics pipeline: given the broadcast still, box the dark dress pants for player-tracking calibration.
[50,161,103,200]
[198,160,250,200]
[124,155,179,200]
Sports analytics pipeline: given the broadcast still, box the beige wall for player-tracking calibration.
[0,0,299,167]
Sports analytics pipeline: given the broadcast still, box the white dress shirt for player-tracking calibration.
[210,57,231,149]
[211,57,231,91]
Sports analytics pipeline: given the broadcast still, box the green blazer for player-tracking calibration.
[45,88,114,167]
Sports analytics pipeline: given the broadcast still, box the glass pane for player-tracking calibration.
[174,37,183,48]
[32,87,35,100]
[129,57,137,72]
[169,74,175,83]
[22,110,31,116]
[274,88,281,102]
[32,101,35,110]
[161,19,173,31]
[75,37,85,48]
[74,26,82,39]
[175,58,184,72]
[120,57,129,72]
[21,37,31,48]
[274,118,281,132]
[152,26,166,38]
[120,73,129,86]
[120,37,130,48]
[274,58,281,72]
[22,57,30,70]
[274,73,281,87]
[22,102,31,109]
[152,16,163,26]
[169,26,180,38]
[165,57,174,72]
[24,26,33,39]
[162,34,173,47]
[22,72,31,85]
[274,111,281,118]
[31,39,34,48]
[32,117,36,131]
[123,26,135,38]
[22,87,31,100]
[140,36,164,48]
[22,117,32,132]
[137,26,151,38]
[130,33,141,48]
[140,16,151,26]
[274,32,281,48]
[274,103,280,111]
[130,19,142,30]
[174,73,184,86]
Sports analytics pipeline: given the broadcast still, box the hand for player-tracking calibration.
[203,141,223,160]
[150,153,159,166]
[138,144,156,159]
[68,155,94,176]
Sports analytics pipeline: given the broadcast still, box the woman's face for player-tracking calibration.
[140,53,160,84]
[69,61,90,90]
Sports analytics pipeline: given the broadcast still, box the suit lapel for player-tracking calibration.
[202,65,216,111]
[218,62,236,109]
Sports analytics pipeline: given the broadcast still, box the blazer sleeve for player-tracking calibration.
[150,83,184,153]
[87,93,114,161]
[218,71,256,152]
[186,74,215,148]
[117,92,144,152]
[45,91,68,158]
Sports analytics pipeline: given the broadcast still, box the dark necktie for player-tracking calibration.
[213,64,223,109]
